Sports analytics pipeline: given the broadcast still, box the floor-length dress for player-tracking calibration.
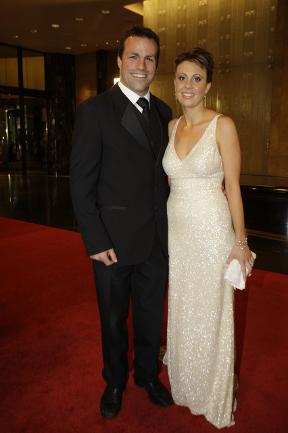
[162,115,236,428]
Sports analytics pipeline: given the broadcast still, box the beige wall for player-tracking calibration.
[75,53,97,105]
[144,0,286,177]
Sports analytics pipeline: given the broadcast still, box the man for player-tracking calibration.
[70,26,172,418]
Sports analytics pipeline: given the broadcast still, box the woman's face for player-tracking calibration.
[174,60,211,108]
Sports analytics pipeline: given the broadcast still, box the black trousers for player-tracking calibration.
[92,238,168,390]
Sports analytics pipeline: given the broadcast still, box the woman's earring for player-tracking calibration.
[203,94,207,108]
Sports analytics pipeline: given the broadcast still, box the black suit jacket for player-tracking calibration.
[70,84,172,265]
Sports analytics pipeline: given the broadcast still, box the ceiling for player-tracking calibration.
[0,0,143,55]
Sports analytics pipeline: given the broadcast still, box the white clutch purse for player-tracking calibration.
[224,252,256,290]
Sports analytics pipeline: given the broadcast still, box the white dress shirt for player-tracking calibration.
[118,81,150,113]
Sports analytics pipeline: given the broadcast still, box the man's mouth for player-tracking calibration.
[131,73,147,79]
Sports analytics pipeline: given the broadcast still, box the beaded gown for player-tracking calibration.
[162,115,236,428]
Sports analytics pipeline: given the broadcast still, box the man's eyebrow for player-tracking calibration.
[126,51,156,57]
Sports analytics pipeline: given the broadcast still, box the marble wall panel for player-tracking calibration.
[144,0,280,177]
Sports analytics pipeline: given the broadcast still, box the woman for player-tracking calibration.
[162,48,254,428]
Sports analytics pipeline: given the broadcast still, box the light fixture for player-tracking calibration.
[12,34,19,39]
[30,29,38,34]
[75,17,84,22]
[80,43,88,47]
[101,10,111,15]
[123,2,143,16]
[65,46,72,50]
[51,23,60,28]
[105,41,109,45]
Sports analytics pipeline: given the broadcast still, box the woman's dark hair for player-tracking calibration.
[117,25,160,66]
[175,47,214,83]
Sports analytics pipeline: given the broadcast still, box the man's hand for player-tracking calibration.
[90,248,118,266]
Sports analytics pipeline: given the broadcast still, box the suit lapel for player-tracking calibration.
[121,104,152,153]
[151,96,166,164]
[110,85,152,154]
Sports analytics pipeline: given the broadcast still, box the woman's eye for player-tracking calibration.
[178,75,185,81]
[193,75,201,82]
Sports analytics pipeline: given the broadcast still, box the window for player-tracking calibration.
[0,45,18,87]
[23,50,45,90]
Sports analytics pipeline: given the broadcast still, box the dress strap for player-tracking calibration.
[170,116,182,142]
[208,113,223,135]
[212,113,223,124]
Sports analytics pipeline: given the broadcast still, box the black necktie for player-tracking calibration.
[137,97,150,122]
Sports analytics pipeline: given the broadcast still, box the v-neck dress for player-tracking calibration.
[162,115,236,428]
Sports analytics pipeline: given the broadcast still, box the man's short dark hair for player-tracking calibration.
[117,25,160,66]
[175,47,214,83]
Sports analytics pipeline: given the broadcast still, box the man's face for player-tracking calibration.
[117,36,158,96]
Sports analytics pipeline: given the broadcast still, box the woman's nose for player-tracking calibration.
[186,79,198,89]
[184,81,193,88]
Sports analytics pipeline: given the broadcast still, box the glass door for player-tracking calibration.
[0,94,48,171]
[24,97,48,171]
[0,94,21,171]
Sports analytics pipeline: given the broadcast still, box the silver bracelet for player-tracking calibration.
[235,237,248,250]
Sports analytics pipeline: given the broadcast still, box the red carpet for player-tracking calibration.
[0,217,287,433]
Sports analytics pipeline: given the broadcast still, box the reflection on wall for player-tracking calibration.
[75,50,119,104]
[75,53,97,104]
[144,0,280,176]
[46,53,75,175]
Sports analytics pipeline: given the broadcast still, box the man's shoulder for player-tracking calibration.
[79,88,114,109]
[151,94,172,119]
[151,94,170,109]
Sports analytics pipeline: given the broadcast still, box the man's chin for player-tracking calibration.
[132,86,150,96]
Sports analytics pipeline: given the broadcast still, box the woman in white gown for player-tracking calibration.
[162,48,254,428]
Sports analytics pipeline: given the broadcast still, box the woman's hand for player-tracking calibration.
[227,245,255,279]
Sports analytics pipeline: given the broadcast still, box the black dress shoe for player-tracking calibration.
[135,379,173,407]
[100,386,123,418]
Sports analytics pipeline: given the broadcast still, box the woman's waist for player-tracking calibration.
[169,176,224,194]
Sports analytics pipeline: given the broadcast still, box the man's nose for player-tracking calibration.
[137,57,145,69]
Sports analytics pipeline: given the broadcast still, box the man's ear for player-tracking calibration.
[117,56,122,69]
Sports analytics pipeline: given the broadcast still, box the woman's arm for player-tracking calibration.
[217,115,254,277]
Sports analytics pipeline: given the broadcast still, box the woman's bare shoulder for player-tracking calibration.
[217,114,236,130]
[216,115,239,151]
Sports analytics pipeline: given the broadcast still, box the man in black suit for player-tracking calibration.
[70,26,172,418]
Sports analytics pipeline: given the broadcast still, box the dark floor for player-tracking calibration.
[0,173,287,274]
